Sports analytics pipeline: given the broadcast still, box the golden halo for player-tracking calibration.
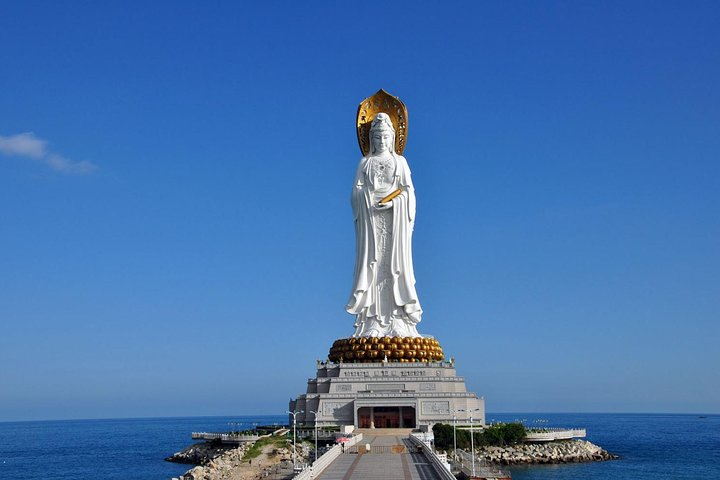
[356,89,408,156]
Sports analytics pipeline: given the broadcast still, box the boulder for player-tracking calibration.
[475,439,617,465]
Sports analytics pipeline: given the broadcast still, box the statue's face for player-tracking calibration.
[372,130,393,154]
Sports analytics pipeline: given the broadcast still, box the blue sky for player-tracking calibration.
[1,1,718,421]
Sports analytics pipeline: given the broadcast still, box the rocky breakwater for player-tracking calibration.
[166,441,239,465]
[175,445,248,480]
[166,439,311,480]
[477,439,618,465]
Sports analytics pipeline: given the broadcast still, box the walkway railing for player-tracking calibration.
[296,428,346,440]
[191,432,260,443]
[292,433,364,480]
[191,427,288,444]
[408,434,456,480]
[456,449,511,479]
[524,428,586,442]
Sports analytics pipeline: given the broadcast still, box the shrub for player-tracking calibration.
[433,422,526,449]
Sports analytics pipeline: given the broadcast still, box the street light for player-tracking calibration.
[308,410,320,463]
[459,408,480,478]
[286,409,304,471]
[451,409,458,461]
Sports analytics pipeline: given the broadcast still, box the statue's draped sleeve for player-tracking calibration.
[392,155,421,323]
[347,157,374,314]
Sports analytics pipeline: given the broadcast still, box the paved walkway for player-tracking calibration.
[316,434,442,480]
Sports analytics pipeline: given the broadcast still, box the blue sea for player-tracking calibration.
[0,413,718,479]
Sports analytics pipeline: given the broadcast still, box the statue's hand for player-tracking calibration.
[374,201,393,210]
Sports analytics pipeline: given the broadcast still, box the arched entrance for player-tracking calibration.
[357,406,416,428]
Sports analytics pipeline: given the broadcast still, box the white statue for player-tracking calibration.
[346,113,422,337]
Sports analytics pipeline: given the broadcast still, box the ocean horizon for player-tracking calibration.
[1,413,718,479]
[4,410,718,424]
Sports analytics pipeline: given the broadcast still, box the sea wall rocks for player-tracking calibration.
[178,446,248,480]
[477,439,617,465]
[166,441,238,465]
[167,439,311,480]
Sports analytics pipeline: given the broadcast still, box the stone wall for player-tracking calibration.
[476,439,617,465]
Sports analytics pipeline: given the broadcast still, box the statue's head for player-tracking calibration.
[369,113,395,155]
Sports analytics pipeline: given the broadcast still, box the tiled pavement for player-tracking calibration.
[316,435,442,480]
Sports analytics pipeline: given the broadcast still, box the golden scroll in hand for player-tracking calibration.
[379,188,402,204]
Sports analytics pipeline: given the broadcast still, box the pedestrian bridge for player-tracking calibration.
[294,430,453,480]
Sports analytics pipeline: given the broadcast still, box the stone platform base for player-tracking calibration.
[289,358,484,431]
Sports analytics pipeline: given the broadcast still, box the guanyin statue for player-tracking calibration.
[346,91,423,338]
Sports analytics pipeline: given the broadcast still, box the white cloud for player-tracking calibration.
[0,132,47,158]
[0,132,97,174]
[45,154,97,175]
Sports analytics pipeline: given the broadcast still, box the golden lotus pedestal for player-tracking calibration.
[328,336,445,363]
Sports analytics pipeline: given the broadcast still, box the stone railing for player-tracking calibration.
[322,361,455,368]
[524,428,586,442]
[308,377,467,384]
[306,391,478,399]
[408,434,456,480]
[292,433,364,480]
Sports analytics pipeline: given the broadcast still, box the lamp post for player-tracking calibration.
[309,410,319,462]
[452,410,458,461]
[286,409,304,471]
[459,407,480,477]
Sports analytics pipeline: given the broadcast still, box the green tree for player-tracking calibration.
[432,423,471,450]
[501,423,526,444]
[432,423,526,449]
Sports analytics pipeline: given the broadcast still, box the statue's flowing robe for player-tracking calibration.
[346,153,422,337]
